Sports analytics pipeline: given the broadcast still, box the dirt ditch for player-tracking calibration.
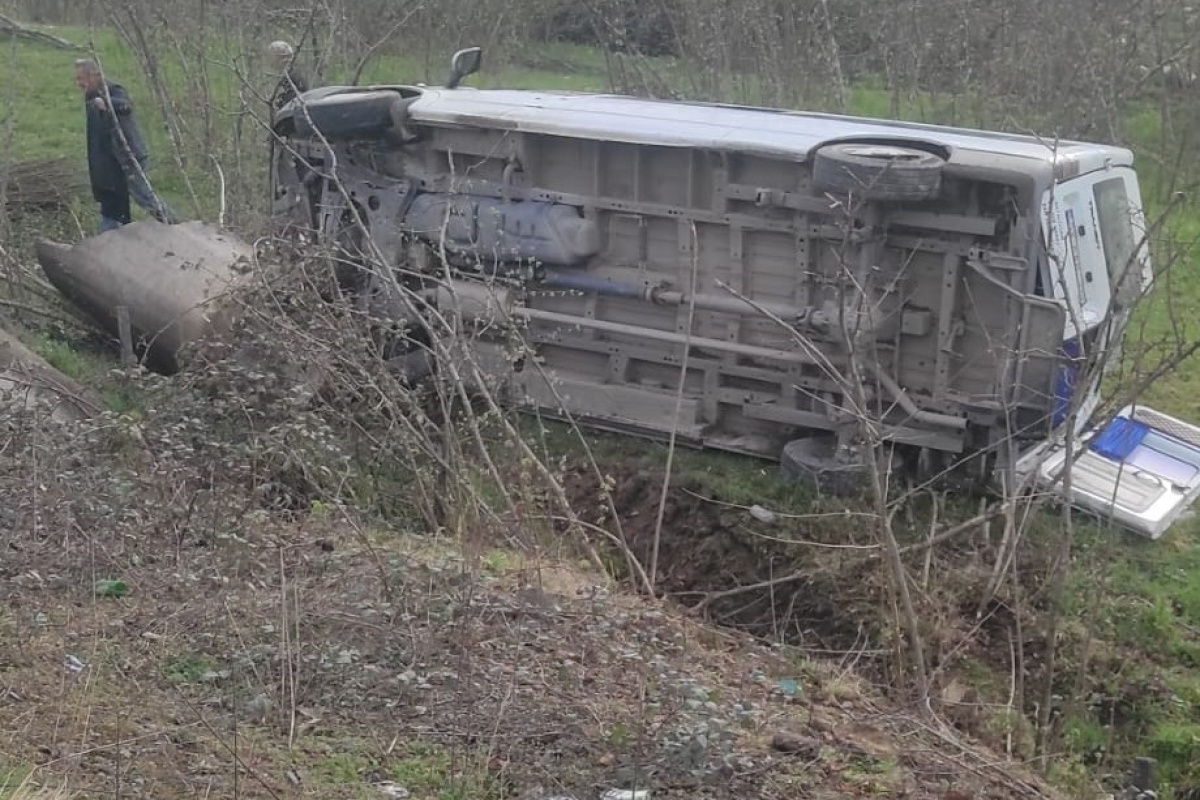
[561,458,883,656]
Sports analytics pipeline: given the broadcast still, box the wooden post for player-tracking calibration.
[116,305,135,367]
[1131,757,1157,800]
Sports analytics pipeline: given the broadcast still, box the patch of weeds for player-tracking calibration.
[1046,755,1105,799]
[480,549,511,576]
[671,448,808,510]
[349,455,426,520]
[0,763,32,799]
[93,578,129,598]
[28,335,90,381]
[1168,636,1200,668]
[606,721,633,750]
[1164,668,1200,712]
[390,740,498,800]
[841,756,903,794]
[957,657,1002,696]
[1062,718,1107,763]
[313,751,372,784]
[162,653,218,684]
[390,742,452,792]
[1131,597,1178,652]
[467,468,511,513]
[980,708,1035,758]
[101,384,145,417]
[821,674,862,703]
[1149,721,1200,791]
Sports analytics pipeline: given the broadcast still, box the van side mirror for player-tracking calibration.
[446,47,482,89]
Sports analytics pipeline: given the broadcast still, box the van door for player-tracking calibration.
[1030,404,1200,539]
[1043,165,1151,328]
[1042,166,1153,429]
[1042,176,1114,336]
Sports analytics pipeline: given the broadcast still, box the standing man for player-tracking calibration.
[74,58,179,232]
[266,39,312,239]
[268,41,309,111]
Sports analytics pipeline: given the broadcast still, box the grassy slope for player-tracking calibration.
[5,20,1200,796]
[0,29,620,225]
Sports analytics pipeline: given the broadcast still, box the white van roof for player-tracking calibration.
[409,88,1133,170]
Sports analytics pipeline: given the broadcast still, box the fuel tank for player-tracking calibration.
[404,194,600,267]
[35,221,255,374]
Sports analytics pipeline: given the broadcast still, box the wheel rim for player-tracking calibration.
[839,144,926,162]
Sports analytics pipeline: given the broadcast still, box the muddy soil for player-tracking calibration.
[562,459,882,654]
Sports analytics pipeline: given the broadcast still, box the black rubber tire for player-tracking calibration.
[779,435,871,497]
[812,142,944,202]
[291,89,403,140]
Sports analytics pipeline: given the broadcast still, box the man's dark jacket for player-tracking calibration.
[84,80,149,200]
[272,66,309,110]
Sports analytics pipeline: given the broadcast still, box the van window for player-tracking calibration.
[1092,176,1140,304]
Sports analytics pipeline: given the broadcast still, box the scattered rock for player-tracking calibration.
[808,711,836,735]
[771,731,821,758]
[241,692,272,722]
[839,722,899,760]
[748,504,777,524]
[513,586,565,610]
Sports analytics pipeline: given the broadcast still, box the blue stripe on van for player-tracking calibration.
[1090,416,1150,461]
[1052,338,1081,428]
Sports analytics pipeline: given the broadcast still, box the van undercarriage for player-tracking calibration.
[271,85,1074,493]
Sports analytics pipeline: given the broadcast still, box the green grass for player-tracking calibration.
[22,331,146,414]
[1020,518,1200,794]
[312,751,372,784]
[161,652,218,684]
[0,26,620,229]
[1149,722,1200,788]
[390,741,498,800]
[304,738,497,800]
[26,333,91,379]
[0,763,32,799]
[518,414,824,511]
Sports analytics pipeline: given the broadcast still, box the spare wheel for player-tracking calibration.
[812,142,944,202]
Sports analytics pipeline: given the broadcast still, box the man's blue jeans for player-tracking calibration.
[99,159,180,232]
[127,160,180,224]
